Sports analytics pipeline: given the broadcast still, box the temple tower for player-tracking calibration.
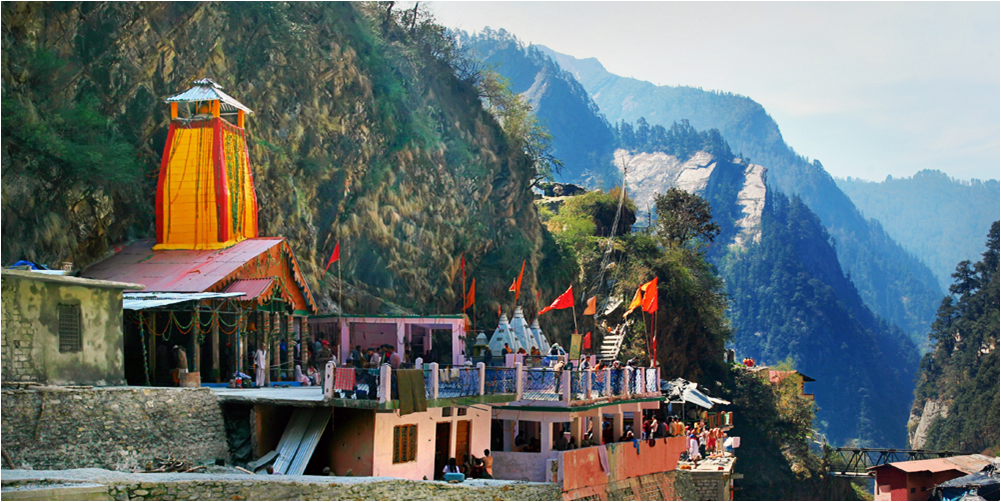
[155,78,258,250]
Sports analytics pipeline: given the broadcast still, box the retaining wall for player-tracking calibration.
[1,470,560,501]
[1,387,229,470]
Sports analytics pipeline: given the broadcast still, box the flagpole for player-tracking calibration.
[571,300,579,335]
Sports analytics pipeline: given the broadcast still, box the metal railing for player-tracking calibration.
[592,370,610,398]
[485,368,516,395]
[438,367,480,398]
[645,368,658,394]
[610,369,624,395]
[570,371,587,401]
[522,368,562,401]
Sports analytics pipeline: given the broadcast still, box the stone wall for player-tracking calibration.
[690,471,731,501]
[562,471,697,501]
[1,387,229,470]
[1,470,561,501]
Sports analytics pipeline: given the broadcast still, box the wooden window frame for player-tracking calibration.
[393,424,417,464]
[58,303,82,353]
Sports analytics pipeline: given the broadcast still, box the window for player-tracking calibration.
[393,424,417,463]
[442,407,452,417]
[457,407,467,416]
[58,303,81,353]
[910,488,916,494]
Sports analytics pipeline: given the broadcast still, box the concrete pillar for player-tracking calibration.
[379,363,392,403]
[515,362,524,401]
[585,370,593,400]
[561,370,571,405]
[340,319,350,365]
[323,361,335,400]
[605,368,612,396]
[430,362,440,399]
[503,420,515,452]
[477,362,486,395]
[540,419,552,456]
[623,369,631,397]
[571,415,583,448]
[612,406,624,441]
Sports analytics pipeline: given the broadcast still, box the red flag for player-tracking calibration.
[463,278,476,310]
[583,331,591,350]
[583,296,597,316]
[641,277,658,313]
[538,285,574,315]
[324,241,340,272]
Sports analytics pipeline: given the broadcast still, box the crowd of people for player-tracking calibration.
[231,337,418,388]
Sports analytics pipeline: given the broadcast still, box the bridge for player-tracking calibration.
[824,447,970,477]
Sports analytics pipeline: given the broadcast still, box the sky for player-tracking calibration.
[429,2,1000,182]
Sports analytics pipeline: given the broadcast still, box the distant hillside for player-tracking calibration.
[457,29,619,187]
[539,46,943,347]
[836,170,1001,291]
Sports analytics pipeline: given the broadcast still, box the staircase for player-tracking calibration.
[600,324,627,361]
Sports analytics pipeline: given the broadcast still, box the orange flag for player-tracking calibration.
[583,296,597,315]
[509,260,526,302]
[463,278,476,310]
[324,241,340,272]
[641,277,658,313]
[624,278,657,317]
[539,285,574,315]
[624,287,643,318]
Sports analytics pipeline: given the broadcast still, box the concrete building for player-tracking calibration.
[308,314,468,366]
[869,454,995,501]
[1,269,143,385]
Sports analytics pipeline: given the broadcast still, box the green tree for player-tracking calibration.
[653,188,721,245]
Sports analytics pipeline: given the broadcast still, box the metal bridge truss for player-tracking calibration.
[826,448,965,477]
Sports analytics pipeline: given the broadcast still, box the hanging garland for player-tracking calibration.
[139,313,151,386]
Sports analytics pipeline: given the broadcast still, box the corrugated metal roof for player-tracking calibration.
[2,268,144,290]
[164,79,254,114]
[82,238,284,292]
[123,292,245,310]
[871,455,994,474]
[222,278,274,302]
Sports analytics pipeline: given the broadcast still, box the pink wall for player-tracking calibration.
[559,436,687,492]
[371,406,491,480]
[493,451,559,482]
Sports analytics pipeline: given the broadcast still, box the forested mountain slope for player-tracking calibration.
[836,171,1000,291]
[909,222,999,454]
[458,29,619,187]
[606,121,919,446]
[540,46,943,347]
[1,2,565,320]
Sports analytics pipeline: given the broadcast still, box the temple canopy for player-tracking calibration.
[165,78,254,114]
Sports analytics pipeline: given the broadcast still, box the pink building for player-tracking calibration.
[308,314,468,366]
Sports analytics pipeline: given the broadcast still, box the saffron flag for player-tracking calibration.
[583,331,591,350]
[463,278,476,310]
[641,277,658,313]
[509,260,526,302]
[583,296,597,316]
[624,287,643,318]
[539,285,574,315]
[324,241,340,272]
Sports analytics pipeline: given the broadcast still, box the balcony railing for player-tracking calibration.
[324,362,662,407]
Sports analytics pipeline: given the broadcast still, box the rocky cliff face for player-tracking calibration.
[613,149,765,250]
[2,2,556,317]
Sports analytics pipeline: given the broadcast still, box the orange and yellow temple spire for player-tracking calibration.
[154,78,259,250]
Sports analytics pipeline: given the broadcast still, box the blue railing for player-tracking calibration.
[438,367,479,398]
[570,371,587,401]
[592,370,609,398]
[485,368,516,395]
[646,368,658,394]
[522,368,562,401]
[610,369,623,395]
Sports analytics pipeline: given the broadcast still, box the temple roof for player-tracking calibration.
[165,78,254,114]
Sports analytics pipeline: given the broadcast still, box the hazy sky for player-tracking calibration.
[430,2,1000,182]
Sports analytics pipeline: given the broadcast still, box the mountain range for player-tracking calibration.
[457,30,998,447]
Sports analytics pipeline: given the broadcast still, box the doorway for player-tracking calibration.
[434,422,452,480]
[455,420,471,468]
